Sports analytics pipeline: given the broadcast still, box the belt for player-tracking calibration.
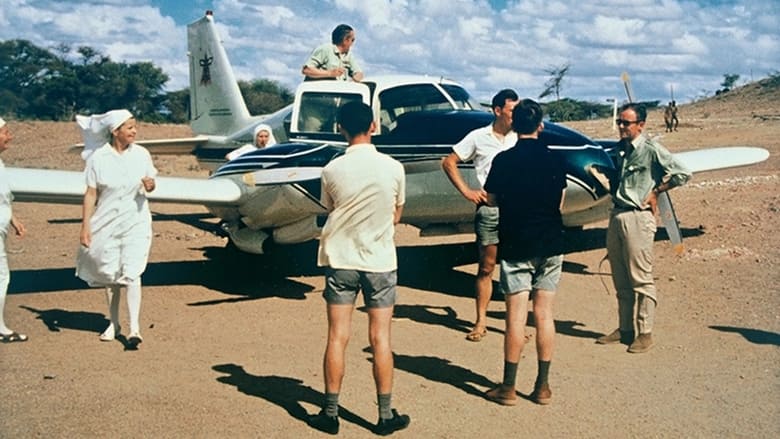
[612,204,651,212]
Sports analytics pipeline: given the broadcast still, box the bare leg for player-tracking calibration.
[469,244,497,340]
[504,291,531,364]
[532,289,555,361]
[368,306,395,394]
[323,304,354,393]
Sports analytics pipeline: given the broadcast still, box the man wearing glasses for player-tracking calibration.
[597,103,690,353]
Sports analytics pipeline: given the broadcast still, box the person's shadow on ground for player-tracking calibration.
[19,305,148,351]
[364,349,494,398]
[212,364,375,433]
[709,325,780,346]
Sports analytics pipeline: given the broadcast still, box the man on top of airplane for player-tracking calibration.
[302,24,364,82]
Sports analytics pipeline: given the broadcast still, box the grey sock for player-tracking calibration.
[378,393,392,420]
[325,392,339,417]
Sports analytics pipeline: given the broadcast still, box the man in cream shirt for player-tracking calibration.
[309,101,410,436]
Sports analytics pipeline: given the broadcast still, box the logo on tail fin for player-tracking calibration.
[200,54,213,85]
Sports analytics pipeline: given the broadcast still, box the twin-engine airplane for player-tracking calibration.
[8,11,770,254]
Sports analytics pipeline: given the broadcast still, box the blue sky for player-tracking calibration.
[2,0,778,105]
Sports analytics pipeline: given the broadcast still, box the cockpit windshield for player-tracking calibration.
[440,84,481,110]
[377,83,481,134]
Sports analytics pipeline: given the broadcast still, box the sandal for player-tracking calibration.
[1,332,29,343]
[466,327,487,342]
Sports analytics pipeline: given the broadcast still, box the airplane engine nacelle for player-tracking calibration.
[272,216,321,245]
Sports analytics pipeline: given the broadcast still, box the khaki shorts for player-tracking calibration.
[500,255,563,295]
[475,204,499,246]
[323,268,398,308]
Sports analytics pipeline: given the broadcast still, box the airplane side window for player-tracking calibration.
[378,84,453,133]
[298,93,363,134]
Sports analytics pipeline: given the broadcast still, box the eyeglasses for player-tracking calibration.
[616,119,642,126]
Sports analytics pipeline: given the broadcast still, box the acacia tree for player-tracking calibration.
[0,39,78,119]
[539,63,571,102]
[720,73,740,92]
[239,79,294,115]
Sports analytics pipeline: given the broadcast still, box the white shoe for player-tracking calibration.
[99,324,120,342]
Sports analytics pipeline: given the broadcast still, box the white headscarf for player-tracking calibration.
[76,109,133,160]
[253,123,277,147]
[0,117,6,128]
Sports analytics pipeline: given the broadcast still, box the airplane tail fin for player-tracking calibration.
[187,11,251,136]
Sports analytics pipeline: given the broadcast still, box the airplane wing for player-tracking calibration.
[675,146,769,174]
[660,146,769,254]
[8,168,244,206]
[70,136,211,155]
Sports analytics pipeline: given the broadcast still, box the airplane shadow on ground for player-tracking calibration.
[709,325,780,346]
[212,363,375,433]
[9,225,704,306]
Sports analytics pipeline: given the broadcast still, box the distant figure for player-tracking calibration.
[597,103,691,353]
[302,24,363,82]
[670,100,679,131]
[483,99,567,406]
[225,124,277,161]
[0,117,28,343]
[663,102,674,132]
[441,89,519,342]
[308,101,409,435]
[76,110,157,349]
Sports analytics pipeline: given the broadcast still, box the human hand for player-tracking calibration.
[80,225,91,248]
[141,177,156,192]
[10,217,25,238]
[463,188,488,205]
[643,190,659,215]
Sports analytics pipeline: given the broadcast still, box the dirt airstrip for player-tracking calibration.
[1,83,778,438]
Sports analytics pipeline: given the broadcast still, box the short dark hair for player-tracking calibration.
[619,102,646,121]
[512,98,544,134]
[338,101,373,137]
[331,24,354,45]
[491,88,519,111]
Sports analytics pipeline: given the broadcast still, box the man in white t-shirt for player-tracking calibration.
[441,89,518,342]
[309,101,410,436]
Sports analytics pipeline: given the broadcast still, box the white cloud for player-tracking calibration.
[1,0,778,104]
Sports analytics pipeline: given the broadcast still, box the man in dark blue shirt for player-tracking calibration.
[483,99,567,406]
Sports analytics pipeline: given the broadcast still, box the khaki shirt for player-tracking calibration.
[613,133,691,210]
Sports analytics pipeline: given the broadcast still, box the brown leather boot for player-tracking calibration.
[628,333,655,353]
[530,383,552,405]
[596,329,634,345]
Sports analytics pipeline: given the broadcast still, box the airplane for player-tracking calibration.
[8,11,770,255]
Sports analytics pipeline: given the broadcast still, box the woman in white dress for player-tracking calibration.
[0,117,28,343]
[76,110,157,348]
[225,123,277,161]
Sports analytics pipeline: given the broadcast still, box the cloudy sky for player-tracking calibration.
[2,0,778,105]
